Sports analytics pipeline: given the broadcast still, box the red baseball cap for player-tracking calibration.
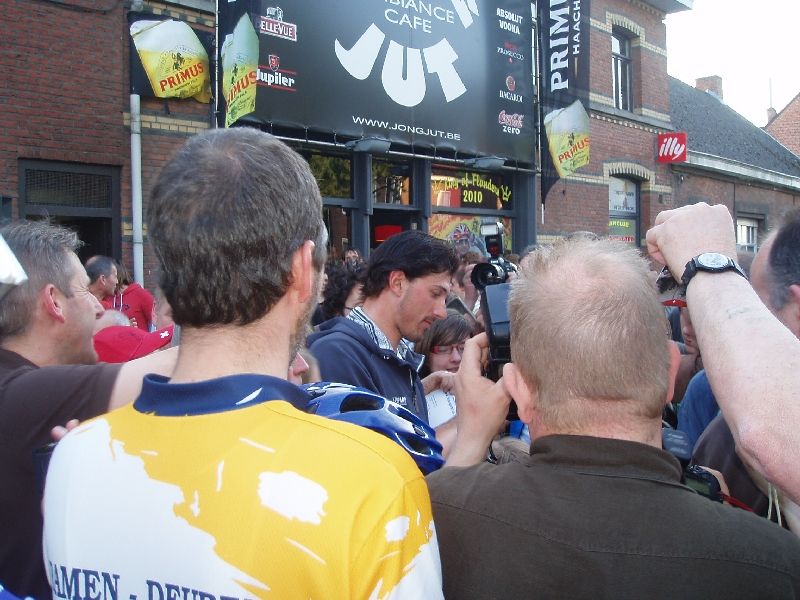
[94,325,174,363]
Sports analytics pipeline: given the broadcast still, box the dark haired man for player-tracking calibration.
[85,255,118,304]
[308,230,459,423]
[0,221,175,599]
[42,129,442,598]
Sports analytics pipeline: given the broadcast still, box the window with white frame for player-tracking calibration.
[612,29,632,111]
[736,217,759,253]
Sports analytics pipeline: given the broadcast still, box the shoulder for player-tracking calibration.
[310,323,374,354]
[427,462,500,505]
[1,361,119,406]
[271,401,426,485]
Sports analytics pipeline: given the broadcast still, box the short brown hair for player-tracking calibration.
[509,238,669,430]
[148,128,326,326]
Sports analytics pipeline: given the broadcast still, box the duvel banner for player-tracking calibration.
[537,0,591,206]
[218,1,535,163]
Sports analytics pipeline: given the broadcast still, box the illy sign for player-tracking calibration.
[657,132,687,163]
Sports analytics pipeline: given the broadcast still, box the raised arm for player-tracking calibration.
[646,203,800,502]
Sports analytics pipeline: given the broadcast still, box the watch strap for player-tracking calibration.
[681,254,746,291]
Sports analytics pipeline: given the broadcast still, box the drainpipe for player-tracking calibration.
[130,93,144,285]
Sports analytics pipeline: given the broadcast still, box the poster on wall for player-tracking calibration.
[218,1,535,161]
[537,0,591,206]
[429,214,513,256]
[128,12,213,103]
[431,168,513,210]
[608,217,636,245]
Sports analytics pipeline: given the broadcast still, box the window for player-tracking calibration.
[608,176,639,246]
[18,160,120,261]
[736,217,759,253]
[612,30,632,111]
[372,158,411,205]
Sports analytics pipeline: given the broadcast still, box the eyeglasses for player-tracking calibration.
[431,343,466,355]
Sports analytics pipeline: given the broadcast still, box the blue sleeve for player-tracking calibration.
[309,335,379,391]
[677,370,719,448]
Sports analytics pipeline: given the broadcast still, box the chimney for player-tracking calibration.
[695,75,723,101]
[767,107,777,123]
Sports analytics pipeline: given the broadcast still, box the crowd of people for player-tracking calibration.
[1,127,799,599]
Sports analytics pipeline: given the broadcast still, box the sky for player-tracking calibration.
[665,0,800,127]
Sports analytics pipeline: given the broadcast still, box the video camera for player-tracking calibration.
[470,220,518,289]
[470,220,518,419]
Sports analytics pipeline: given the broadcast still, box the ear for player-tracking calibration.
[289,240,317,304]
[40,284,67,324]
[785,284,800,338]
[665,340,681,405]
[502,362,535,425]
[387,270,406,297]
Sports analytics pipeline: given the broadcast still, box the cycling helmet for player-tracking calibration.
[303,382,444,474]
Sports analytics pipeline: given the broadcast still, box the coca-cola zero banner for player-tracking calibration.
[218,1,535,162]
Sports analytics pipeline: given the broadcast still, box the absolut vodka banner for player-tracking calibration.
[537,0,591,206]
[218,1,535,162]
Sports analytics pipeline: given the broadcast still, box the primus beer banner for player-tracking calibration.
[128,13,213,103]
[537,0,591,206]
[218,1,535,162]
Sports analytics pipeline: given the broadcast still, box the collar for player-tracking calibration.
[528,434,683,483]
[134,373,312,416]
[347,306,415,361]
[0,347,37,369]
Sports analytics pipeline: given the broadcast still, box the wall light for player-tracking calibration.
[345,136,392,154]
[464,155,506,171]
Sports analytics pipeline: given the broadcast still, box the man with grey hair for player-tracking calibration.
[0,220,175,598]
[85,255,118,304]
[427,237,800,598]
[42,128,443,598]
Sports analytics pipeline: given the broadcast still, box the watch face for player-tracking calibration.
[698,253,730,269]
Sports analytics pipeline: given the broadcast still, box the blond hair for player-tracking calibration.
[509,238,669,432]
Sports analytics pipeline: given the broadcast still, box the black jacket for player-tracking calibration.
[307,317,429,423]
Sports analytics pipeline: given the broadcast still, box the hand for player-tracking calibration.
[422,370,456,395]
[447,333,511,467]
[50,419,80,442]
[129,316,138,328]
[645,203,738,275]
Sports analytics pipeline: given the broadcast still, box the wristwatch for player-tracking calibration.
[681,252,747,290]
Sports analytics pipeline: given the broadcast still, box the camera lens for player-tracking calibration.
[471,262,506,289]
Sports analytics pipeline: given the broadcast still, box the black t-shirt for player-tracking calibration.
[0,349,120,599]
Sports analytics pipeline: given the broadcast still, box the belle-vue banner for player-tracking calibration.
[537,0,591,206]
[218,0,535,162]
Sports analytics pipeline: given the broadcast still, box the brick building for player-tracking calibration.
[766,92,800,157]
[2,0,798,291]
[669,76,800,252]
[0,0,214,289]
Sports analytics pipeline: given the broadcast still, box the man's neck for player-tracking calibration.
[168,319,292,384]
[359,297,401,350]
[3,334,66,366]
[89,286,106,302]
[532,417,664,449]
